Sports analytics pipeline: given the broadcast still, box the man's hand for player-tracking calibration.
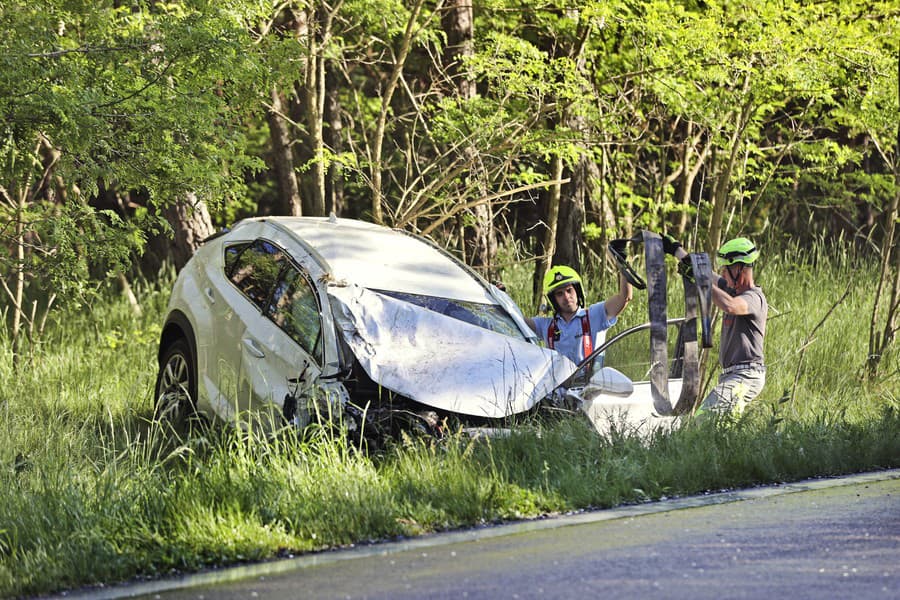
[608,238,647,290]
[677,255,694,283]
[608,238,627,258]
[661,233,682,256]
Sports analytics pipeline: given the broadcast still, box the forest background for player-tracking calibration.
[1,1,899,596]
[1,0,897,373]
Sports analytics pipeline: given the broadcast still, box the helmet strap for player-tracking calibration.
[726,263,750,291]
[548,296,560,314]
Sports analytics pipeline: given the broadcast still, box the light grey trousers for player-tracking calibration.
[698,366,766,416]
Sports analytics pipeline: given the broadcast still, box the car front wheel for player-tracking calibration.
[154,338,198,431]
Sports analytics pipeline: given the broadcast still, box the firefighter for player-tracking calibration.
[665,235,768,416]
[525,266,633,365]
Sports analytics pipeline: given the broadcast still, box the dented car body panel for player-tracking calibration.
[565,319,688,436]
[329,284,575,418]
[156,216,576,432]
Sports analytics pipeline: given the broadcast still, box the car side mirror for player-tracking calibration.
[584,366,634,398]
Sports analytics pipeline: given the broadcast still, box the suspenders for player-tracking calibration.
[547,313,593,359]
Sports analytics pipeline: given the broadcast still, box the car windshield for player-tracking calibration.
[375,289,526,339]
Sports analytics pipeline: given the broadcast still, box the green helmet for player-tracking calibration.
[717,237,760,267]
[544,265,585,311]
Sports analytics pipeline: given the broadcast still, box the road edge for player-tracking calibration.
[61,468,900,599]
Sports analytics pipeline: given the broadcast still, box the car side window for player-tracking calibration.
[227,239,285,308]
[267,266,322,360]
[224,242,251,275]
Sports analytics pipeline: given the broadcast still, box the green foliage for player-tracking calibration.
[1,0,264,198]
[342,0,412,39]
[2,243,898,597]
[0,0,266,312]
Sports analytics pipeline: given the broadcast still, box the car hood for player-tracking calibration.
[328,285,576,418]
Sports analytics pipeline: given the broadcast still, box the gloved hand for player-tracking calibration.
[608,239,627,258]
[493,281,507,292]
[677,255,694,283]
[661,233,682,256]
[608,238,647,290]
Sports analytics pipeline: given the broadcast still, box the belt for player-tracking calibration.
[722,362,765,375]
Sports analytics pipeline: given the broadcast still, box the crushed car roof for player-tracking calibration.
[259,217,495,305]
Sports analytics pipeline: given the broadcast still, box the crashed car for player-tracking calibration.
[153,216,691,440]
[153,216,578,439]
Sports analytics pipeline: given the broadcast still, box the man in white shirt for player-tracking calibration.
[525,265,633,365]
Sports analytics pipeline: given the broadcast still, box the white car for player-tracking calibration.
[153,216,576,439]
[153,215,687,440]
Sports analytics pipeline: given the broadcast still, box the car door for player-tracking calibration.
[566,319,688,435]
[226,238,325,431]
[245,260,327,430]
[197,239,254,418]
[209,238,289,423]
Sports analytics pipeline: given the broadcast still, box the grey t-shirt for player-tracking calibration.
[718,281,767,368]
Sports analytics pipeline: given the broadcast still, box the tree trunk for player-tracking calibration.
[864,53,900,377]
[620,154,635,239]
[11,185,26,360]
[371,0,427,224]
[443,0,497,277]
[117,271,142,316]
[867,154,900,376]
[536,18,591,302]
[2,142,41,367]
[554,157,586,272]
[279,3,328,217]
[465,202,498,279]
[324,66,344,216]
[677,121,713,240]
[593,146,616,233]
[441,0,474,100]
[289,81,318,218]
[707,75,753,253]
[267,86,303,216]
[533,155,565,310]
[158,193,215,272]
[302,5,327,217]
[582,149,616,271]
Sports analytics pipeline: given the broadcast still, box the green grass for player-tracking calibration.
[1,243,898,597]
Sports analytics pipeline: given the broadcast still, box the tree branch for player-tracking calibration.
[790,279,853,405]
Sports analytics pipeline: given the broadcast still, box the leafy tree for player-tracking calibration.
[820,2,899,375]
[0,0,266,358]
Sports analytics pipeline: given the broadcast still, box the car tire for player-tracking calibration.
[154,338,199,433]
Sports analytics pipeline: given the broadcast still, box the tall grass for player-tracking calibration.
[1,244,897,597]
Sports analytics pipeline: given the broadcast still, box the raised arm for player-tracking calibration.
[712,281,751,315]
[604,271,633,318]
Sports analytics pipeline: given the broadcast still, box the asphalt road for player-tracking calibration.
[73,470,899,600]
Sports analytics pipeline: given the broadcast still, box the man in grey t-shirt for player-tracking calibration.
[669,237,768,416]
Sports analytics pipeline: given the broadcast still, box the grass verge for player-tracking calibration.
[0,243,897,597]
